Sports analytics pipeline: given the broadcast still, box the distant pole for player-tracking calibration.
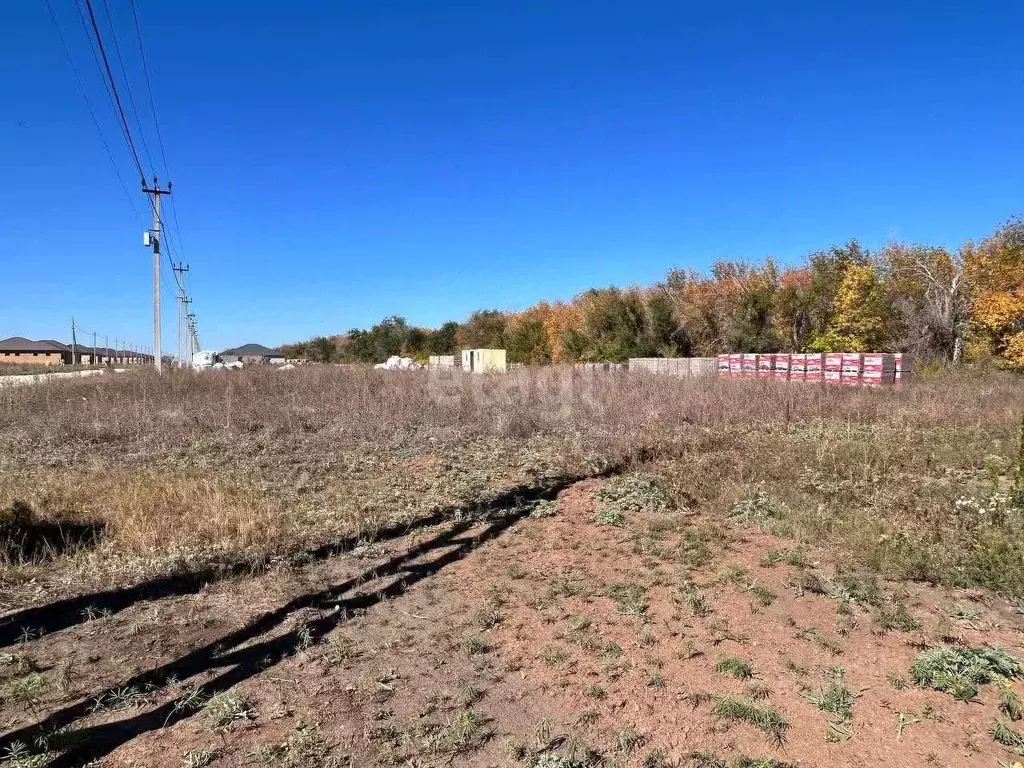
[71,317,78,366]
[183,298,193,367]
[104,335,109,366]
[142,177,172,373]
[92,331,97,366]
[172,262,189,367]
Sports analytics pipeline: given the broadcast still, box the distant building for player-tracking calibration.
[221,343,286,365]
[0,337,69,366]
[461,348,507,373]
[0,338,152,366]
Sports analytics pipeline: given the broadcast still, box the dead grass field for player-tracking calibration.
[1,366,1023,767]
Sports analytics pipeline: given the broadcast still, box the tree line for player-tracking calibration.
[282,217,1024,368]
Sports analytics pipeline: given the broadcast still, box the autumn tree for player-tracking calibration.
[882,243,967,362]
[964,217,1024,367]
[809,263,889,351]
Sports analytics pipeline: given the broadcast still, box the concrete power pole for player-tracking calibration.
[182,298,193,367]
[104,335,109,367]
[142,177,172,373]
[71,318,78,366]
[172,263,189,367]
[92,331,97,366]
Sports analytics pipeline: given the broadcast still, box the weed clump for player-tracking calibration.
[761,547,811,568]
[712,697,788,746]
[730,490,788,527]
[593,506,626,527]
[910,645,1023,701]
[715,656,755,680]
[991,719,1024,755]
[205,691,255,732]
[596,475,671,514]
[802,668,855,741]
[604,582,647,617]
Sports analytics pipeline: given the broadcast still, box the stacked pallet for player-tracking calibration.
[894,353,913,384]
[574,362,627,373]
[824,353,843,384]
[841,352,862,386]
[805,353,825,383]
[712,350,910,386]
[742,353,758,378]
[789,353,806,382]
[772,353,790,380]
[627,357,717,377]
[862,353,895,386]
[729,353,743,377]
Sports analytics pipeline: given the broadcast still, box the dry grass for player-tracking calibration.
[0,365,1021,604]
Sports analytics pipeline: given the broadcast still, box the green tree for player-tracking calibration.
[458,310,507,349]
[427,321,459,354]
[307,336,337,363]
[507,315,550,364]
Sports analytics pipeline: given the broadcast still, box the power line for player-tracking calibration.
[44,0,140,220]
[100,0,154,173]
[128,0,169,179]
[79,0,146,182]
[128,0,189,263]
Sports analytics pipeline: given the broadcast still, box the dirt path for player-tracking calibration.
[2,476,1024,768]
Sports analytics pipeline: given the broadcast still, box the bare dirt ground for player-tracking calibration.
[3,475,1022,768]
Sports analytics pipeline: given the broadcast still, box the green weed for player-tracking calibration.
[205,692,255,732]
[712,697,788,746]
[604,582,647,617]
[991,719,1024,756]
[911,646,1023,701]
[715,656,755,680]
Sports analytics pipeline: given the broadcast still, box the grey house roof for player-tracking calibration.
[222,343,283,357]
[0,337,69,352]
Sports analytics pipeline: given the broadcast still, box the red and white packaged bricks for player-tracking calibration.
[789,353,806,382]
[729,353,743,377]
[862,353,895,386]
[742,353,758,378]
[824,352,843,383]
[772,354,790,380]
[804,352,824,382]
[840,352,862,385]
[717,354,731,377]
[757,355,773,378]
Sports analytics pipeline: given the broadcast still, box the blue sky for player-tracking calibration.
[1,1,1021,351]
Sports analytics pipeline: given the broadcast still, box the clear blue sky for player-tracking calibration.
[1,1,1021,351]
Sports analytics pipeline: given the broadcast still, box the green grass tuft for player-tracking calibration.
[604,582,647,617]
[991,719,1024,755]
[715,656,755,680]
[712,697,788,746]
[911,645,1023,701]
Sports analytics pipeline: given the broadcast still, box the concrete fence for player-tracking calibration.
[628,357,717,376]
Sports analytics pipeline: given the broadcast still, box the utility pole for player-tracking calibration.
[173,262,189,367]
[104,335,109,367]
[182,298,193,367]
[92,331,97,366]
[71,318,78,366]
[142,177,172,373]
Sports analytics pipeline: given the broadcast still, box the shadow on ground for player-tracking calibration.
[0,479,560,648]
[0,474,580,766]
[0,501,104,566]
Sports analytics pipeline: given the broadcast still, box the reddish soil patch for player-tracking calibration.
[2,478,1023,768]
